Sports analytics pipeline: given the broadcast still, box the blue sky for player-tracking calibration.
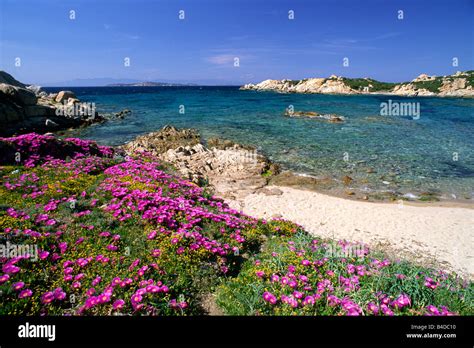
[0,0,472,85]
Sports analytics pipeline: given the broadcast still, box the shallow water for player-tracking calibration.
[45,86,474,201]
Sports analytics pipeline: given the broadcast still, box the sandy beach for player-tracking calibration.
[227,186,474,279]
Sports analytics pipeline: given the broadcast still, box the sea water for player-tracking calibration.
[45,86,474,201]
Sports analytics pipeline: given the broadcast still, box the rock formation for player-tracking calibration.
[0,71,103,136]
[241,71,474,98]
[284,110,345,123]
[122,126,279,199]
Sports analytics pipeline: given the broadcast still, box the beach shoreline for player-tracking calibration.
[226,185,474,279]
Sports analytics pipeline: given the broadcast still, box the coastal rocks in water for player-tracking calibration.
[122,126,275,199]
[0,84,37,105]
[284,109,345,123]
[122,125,200,154]
[241,71,474,97]
[0,71,103,136]
[115,109,132,118]
[241,76,355,95]
[55,90,76,103]
[342,175,353,185]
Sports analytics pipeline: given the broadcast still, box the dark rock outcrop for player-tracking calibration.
[0,71,103,136]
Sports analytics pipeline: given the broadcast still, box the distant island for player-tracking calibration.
[107,81,197,87]
[241,71,474,98]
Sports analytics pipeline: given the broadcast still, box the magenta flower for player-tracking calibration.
[12,282,25,291]
[270,274,280,283]
[380,304,394,316]
[147,230,157,239]
[113,299,125,310]
[58,242,67,254]
[54,288,66,300]
[92,276,102,286]
[367,302,379,315]
[0,274,11,284]
[327,295,341,306]
[255,270,265,278]
[41,291,55,304]
[131,294,143,303]
[38,250,50,260]
[424,277,439,290]
[106,244,118,251]
[19,289,33,298]
[302,296,315,306]
[262,292,277,304]
[392,294,411,309]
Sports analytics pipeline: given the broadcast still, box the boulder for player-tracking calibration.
[55,90,76,103]
[24,105,56,117]
[0,84,37,105]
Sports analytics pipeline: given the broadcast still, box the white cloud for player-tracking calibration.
[206,54,237,65]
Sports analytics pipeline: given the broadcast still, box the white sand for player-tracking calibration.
[227,186,474,278]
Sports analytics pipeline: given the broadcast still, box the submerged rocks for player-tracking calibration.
[284,109,345,123]
[241,71,474,97]
[0,71,103,136]
[115,109,132,118]
[122,126,277,199]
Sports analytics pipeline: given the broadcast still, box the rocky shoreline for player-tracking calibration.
[120,125,467,206]
[241,71,474,98]
[121,125,280,200]
[0,71,129,137]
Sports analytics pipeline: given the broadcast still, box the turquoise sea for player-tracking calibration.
[44,86,474,201]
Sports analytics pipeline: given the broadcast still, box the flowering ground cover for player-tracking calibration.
[0,133,472,316]
[217,233,473,315]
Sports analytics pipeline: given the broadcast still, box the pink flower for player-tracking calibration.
[367,302,379,315]
[392,294,411,309]
[327,295,341,306]
[270,274,280,283]
[255,271,265,278]
[263,291,277,304]
[58,242,67,254]
[54,288,66,300]
[380,304,394,316]
[41,291,55,304]
[92,276,102,286]
[38,250,50,260]
[113,299,125,310]
[12,282,25,291]
[0,274,10,285]
[302,296,315,306]
[424,277,439,290]
[19,289,33,298]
